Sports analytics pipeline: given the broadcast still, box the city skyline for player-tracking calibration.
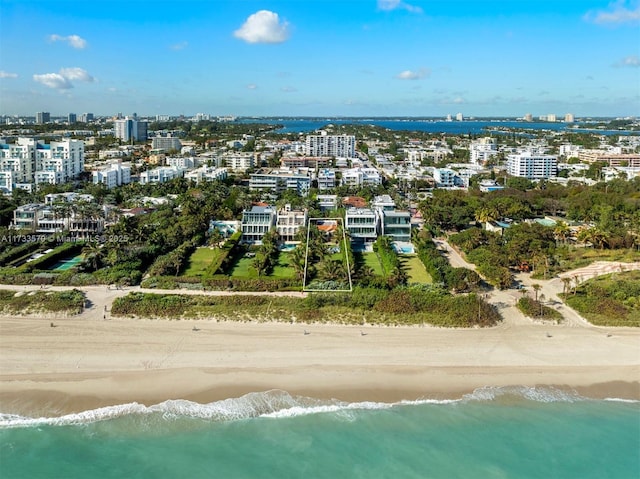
[1,0,639,117]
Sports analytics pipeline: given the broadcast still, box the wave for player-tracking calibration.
[1,387,636,429]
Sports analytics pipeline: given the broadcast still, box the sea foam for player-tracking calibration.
[1,386,630,429]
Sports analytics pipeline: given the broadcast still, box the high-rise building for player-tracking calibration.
[36,112,50,124]
[506,151,557,179]
[79,113,94,123]
[114,116,148,142]
[68,113,77,123]
[546,114,557,122]
[524,113,533,122]
[455,112,464,121]
[564,113,575,123]
[305,133,356,158]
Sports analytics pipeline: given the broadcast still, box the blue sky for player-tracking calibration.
[0,0,638,117]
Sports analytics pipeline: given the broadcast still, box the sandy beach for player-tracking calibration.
[1,312,639,417]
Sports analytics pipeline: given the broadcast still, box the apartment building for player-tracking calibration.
[317,169,336,190]
[470,137,498,165]
[506,151,557,179]
[306,133,356,158]
[0,138,85,191]
[139,166,183,185]
[249,169,311,197]
[224,152,255,172]
[340,167,382,187]
[281,156,331,169]
[151,136,182,152]
[577,150,640,168]
[184,166,228,183]
[92,162,132,188]
[114,116,148,142]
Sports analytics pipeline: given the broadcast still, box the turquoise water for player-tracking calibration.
[1,388,638,479]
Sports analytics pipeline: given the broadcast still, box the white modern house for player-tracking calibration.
[241,205,277,245]
[345,207,378,244]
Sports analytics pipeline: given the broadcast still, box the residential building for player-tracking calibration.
[92,162,132,188]
[306,133,356,158]
[317,169,336,190]
[564,113,575,123]
[68,113,77,123]
[478,179,505,193]
[281,156,331,169]
[184,166,227,183]
[152,136,182,152]
[79,113,94,123]
[547,114,557,122]
[224,152,255,172]
[470,137,498,165]
[139,166,183,184]
[241,205,277,244]
[433,168,459,187]
[455,113,464,121]
[0,138,84,190]
[577,150,640,168]
[12,204,45,230]
[36,112,50,124]
[378,210,411,242]
[506,151,557,179]
[276,204,308,242]
[249,169,311,196]
[114,116,148,142]
[524,113,533,122]
[340,167,381,187]
[166,156,196,169]
[11,201,105,237]
[345,208,377,244]
[317,194,338,211]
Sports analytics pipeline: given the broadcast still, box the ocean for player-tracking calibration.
[1,387,638,479]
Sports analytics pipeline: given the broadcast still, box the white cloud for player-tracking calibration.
[395,68,429,80]
[452,97,466,104]
[378,0,423,14]
[170,41,188,51]
[281,86,297,92]
[59,67,94,82]
[246,84,258,90]
[33,67,95,89]
[234,10,290,44]
[33,73,73,89]
[0,71,18,79]
[584,1,640,24]
[49,34,87,49]
[614,54,640,67]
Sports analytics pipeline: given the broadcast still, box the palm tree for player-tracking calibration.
[82,241,103,272]
[475,205,499,225]
[553,221,570,246]
[531,283,542,302]
[320,260,345,282]
[561,277,572,297]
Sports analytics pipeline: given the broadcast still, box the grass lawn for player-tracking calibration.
[400,255,433,284]
[182,247,223,277]
[229,252,295,279]
[360,252,384,276]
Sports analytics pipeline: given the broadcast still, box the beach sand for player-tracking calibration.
[1,315,638,417]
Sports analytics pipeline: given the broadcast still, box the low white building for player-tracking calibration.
[241,205,277,245]
[317,169,336,190]
[139,166,183,185]
[184,166,228,183]
[340,167,382,187]
[92,162,132,188]
[345,207,377,244]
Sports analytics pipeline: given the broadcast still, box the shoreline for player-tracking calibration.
[1,316,639,417]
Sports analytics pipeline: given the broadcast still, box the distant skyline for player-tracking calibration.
[1,0,639,117]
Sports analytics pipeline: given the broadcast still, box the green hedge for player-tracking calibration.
[205,231,243,276]
[18,242,83,273]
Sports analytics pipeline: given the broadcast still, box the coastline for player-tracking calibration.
[1,316,639,417]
